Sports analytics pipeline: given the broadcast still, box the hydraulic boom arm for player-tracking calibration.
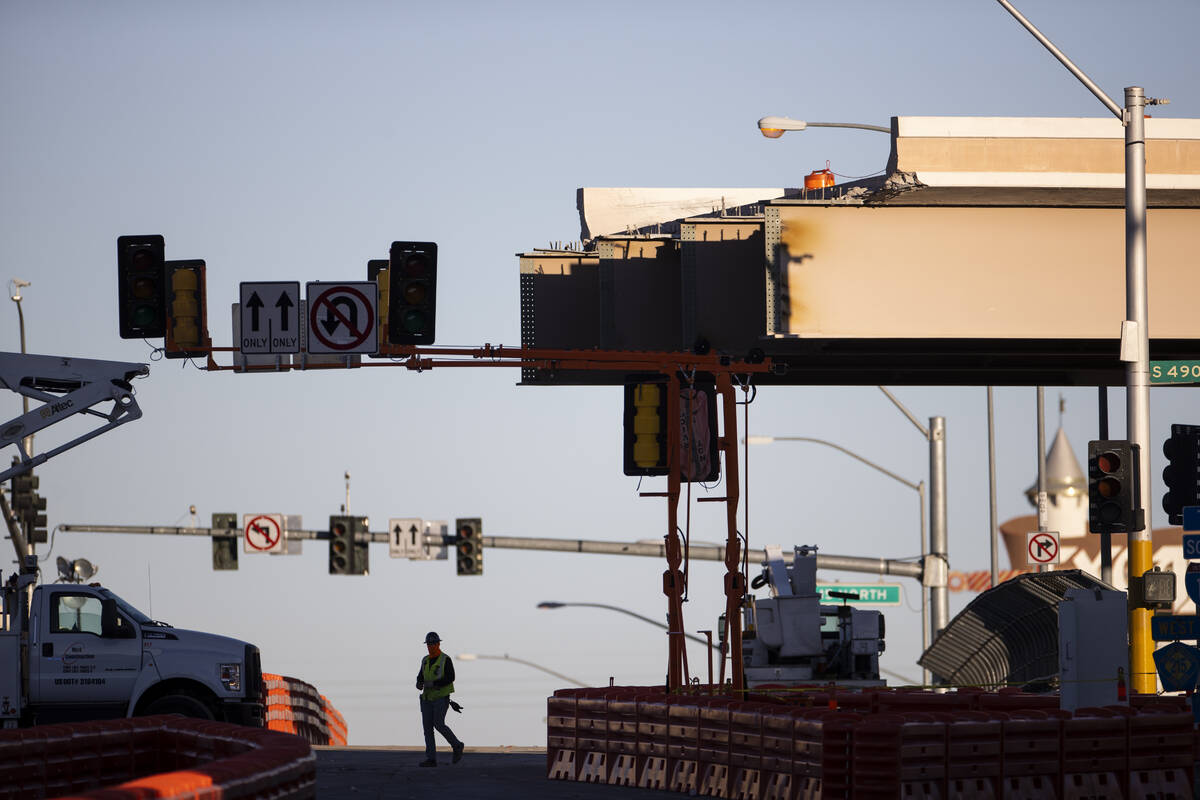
[0,352,149,482]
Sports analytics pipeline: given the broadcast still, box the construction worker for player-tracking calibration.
[416,631,464,767]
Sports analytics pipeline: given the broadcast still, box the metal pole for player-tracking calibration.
[928,417,948,639]
[1124,86,1155,695]
[987,388,999,587]
[1098,387,1113,584]
[1036,387,1050,573]
[918,480,929,685]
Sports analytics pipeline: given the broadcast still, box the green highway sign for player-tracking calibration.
[1151,361,1200,385]
[816,584,902,606]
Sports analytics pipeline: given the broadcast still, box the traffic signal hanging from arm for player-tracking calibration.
[117,235,166,339]
[1162,424,1200,525]
[622,379,720,481]
[1088,440,1146,534]
[164,260,211,359]
[387,241,437,345]
[329,515,369,575]
[455,517,482,576]
[9,470,46,544]
[211,512,239,571]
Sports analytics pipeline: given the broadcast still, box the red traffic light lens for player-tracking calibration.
[130,248,154,270]
[404,253,428,277]
[1098,476,1121,499]
[1097,451,1121,474]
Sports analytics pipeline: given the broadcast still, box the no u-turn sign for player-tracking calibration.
[305,282,378,355]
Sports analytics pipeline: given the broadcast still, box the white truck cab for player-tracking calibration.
[2,557,264,728]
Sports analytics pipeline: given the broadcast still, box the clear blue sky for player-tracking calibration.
[3,1,1198,745]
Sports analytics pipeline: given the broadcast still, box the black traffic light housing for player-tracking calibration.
[117,235,167,339]
[329,515,369,575]
[1162,424,1200,525]
[455,517,482,576]
[387,241,437,345]
[622,378,720,482]
[212,512,239,571]
[9,470,46,544]
[164,260,211,359]
[1088,440,1145,534]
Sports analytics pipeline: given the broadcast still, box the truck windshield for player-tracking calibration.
[95,588,153,626]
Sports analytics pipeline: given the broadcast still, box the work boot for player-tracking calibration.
[452,743,465,764]
[419,759,436,767]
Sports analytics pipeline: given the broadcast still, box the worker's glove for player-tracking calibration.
[449,700,463,713]
[416,680,424,690]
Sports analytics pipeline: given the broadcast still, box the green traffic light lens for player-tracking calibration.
[1098,502,1121,523]
[402,309,427,333]
[132,305,159,327]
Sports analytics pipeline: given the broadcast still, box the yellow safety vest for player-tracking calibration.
[421,653,454,701]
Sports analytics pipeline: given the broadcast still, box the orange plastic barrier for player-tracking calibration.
[546,686,1199,800]
[261,673,347,746]
[0,715,313,800]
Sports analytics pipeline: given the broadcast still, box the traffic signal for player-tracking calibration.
[212,512,239,571]
[367,259,389,352]
[1088,440,1145,534]
[622,380,720,481]
[624,382,668,476]
[455,518,483,576]
[1163,424,1200,525]
[28,487,47,544]
[387,241,437,345]
[117,235,166,339]
[9,470,46,544]
[329,515,369,575]
[164,260,210,359]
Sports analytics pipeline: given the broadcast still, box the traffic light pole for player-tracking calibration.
[996,0,1165,697]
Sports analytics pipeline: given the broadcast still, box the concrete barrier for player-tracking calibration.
[0,715,314,800]
[547,686,1198,800]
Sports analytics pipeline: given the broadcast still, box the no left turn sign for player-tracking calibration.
[305,282,378,355]
[1026,531,1060,565]
[244,513,285,554]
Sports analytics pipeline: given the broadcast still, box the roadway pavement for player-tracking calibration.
[314,746,684,799]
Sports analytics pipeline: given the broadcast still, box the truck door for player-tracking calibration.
[32,590,141,707]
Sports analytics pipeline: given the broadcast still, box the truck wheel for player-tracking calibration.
[143,694,215,720]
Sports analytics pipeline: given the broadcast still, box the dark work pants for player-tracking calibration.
[420,696,462,760]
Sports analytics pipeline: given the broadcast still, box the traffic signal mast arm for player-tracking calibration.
[57,522,923,580]
[203,343,776,377]
[0,352,149,482]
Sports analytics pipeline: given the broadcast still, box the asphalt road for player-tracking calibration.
[314,746,685,800]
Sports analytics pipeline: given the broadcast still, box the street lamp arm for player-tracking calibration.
[458,653,587,687]
[751,436,920,493]
[993,0,1121,118]
[805,121,893,134]
[540,601,716,650]
[878,387,929,440]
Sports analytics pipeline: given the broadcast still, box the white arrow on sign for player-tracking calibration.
[240,282,300,354]
[389,518,424,559]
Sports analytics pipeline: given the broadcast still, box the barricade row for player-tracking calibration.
[547,686,1197,800]
[262,673,348,746]
[0,714,315,800]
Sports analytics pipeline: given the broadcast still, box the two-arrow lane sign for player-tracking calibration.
[240,282,300,354]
